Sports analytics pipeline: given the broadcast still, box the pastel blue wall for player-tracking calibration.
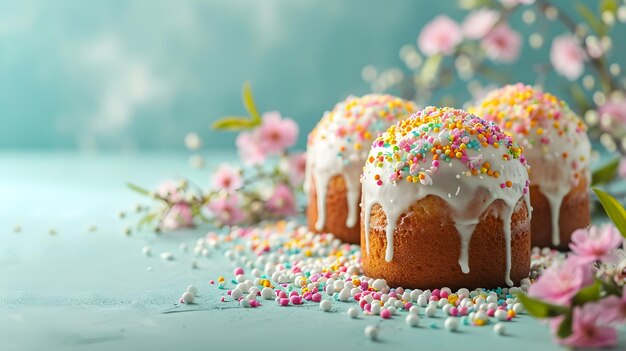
[0,1,622,151]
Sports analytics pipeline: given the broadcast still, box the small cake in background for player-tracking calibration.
[361,106,531,289]
[470,84,591,249]
[305,94,417,244]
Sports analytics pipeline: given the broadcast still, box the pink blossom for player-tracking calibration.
[417,15,462,56]
[156,181,183,202]
[528,256,594,305]
[266,183,296,216]
[211,163,243,192]
[288,152,307,186]
[257,111,298,154]
[236,131,266,166]
[481,24,522,63]
[550,35,587,80]
[569,224,623,264]
[161,202,194,230]
[553,303,618,349]
[207,195,246,226]
[598,288,626,324]
[462,9,499,39]
[599,96,626,125]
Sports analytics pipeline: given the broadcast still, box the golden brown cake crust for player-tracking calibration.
[307,175,360,244]
[529,177,590,250]
[361,195,530,290]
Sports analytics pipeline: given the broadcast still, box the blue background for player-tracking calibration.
[1,0,624,151]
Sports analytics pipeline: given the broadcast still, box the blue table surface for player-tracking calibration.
[1,151,624,351]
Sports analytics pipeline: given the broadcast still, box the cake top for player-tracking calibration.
[469,83,588,163]
[308,94,417,159]
[365,106,528,191]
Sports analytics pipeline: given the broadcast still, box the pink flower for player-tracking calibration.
[462,9,499,39]
[418,15,462,56]
[211,163,243,192]
[481,24,522,63]
[599,96,626,125]
[156,181,183,202]
[287,152,307,186]
[236,131,266,166]
[550,35,587,80]
[161,202,194,230]
[257,111,298,154]
[266,183,296,216]
[569,224,623,264]
[554,303,618,349]
[528,256,594,305]
[207,194,246,226]
[598,288,626,324]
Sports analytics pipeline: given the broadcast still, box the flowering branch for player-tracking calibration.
[125,83,306,234]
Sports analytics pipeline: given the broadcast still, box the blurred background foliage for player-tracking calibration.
[0,0,624,152]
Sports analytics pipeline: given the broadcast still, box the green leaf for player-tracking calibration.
[242,81,261,123]
[576,1,607,36]
[127,183,151,196]
[593,188,626,238]
[557,311,574,339]
[572,280,602,305]
[211,116,258,131]
[599,278,624,296]
[515,293,570,318]
[592,157,620,185]
[600,0,619,15]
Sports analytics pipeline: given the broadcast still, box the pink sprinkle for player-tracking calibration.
[405,302,413,310]
[278,291,287,299]
[209,280,215,284]
[380,309,391,319]
[227,290,232,295]
[396,287,404,295]
[459,306,469,315]
[440,291,449,299]
[376,180,383,186]
[250,300,259,308]
[487,308,495,317]
[500,183,506,189]
[359,299,368,309]
[290,296,302,305]
[279,298,289,306]
[364,304,372,312]
[354,293,362,301]
[220,297,226,302]
[360,282,369,290]
[373,293,382,300]
[432,289,440,298]
[429,296,439,302]
[289,291,299,297]
[312,293,322,302]
[233,267,244,276]
[389,292,397,298]
[450,307,459,317]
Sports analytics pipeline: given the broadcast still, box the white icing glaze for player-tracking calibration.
[305,95,417,232]
[471,84,591,246]
[362,107,530,287]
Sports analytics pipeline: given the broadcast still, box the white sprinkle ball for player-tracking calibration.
[405,313,420,327]
[425,305,437,317]
[181,292,194,304]
[160,252,174,261]
[372,279,386,291]
[320,300,332,312]
[493,322,506,335]
[261,287,275,300]
[494,309,508,321]
[240,299,250,308]
[347,307,360,319]
[186,285,198,296]
[364,325,379,341]
[370,303,381,315]
[444,317,459,332]
[409,306,420,315]
[142,246,151,256]
[442,304,452,315]
[231,288,243,300]
[513,303,525,314]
